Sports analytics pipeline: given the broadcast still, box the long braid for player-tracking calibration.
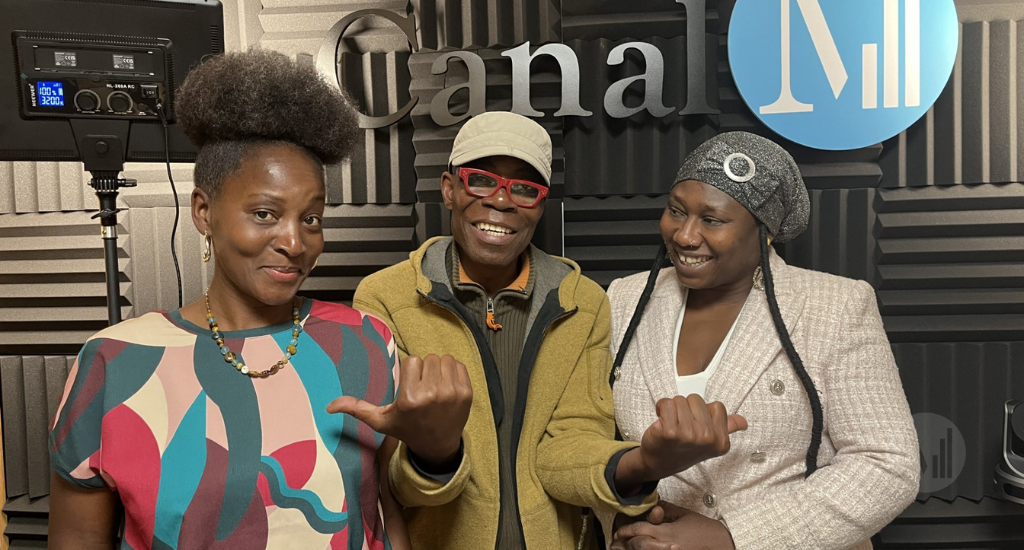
[610,243,670,386]
[759,224,823,478]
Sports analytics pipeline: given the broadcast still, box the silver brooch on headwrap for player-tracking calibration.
[724,152,756,183]
[674,132,809,243]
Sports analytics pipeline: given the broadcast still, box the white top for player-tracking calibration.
[672,287,742,398]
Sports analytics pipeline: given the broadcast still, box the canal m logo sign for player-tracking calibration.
[729,0,959,150]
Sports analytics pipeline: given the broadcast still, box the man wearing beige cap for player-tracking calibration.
[343,112,741,550]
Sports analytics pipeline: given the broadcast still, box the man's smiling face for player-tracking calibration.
[441,155,547,273]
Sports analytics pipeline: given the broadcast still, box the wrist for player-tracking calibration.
[407,438,461,470]
[633,445,665,481]
[614,448,660,494]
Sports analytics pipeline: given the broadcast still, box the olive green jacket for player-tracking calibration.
[353,237,657,550]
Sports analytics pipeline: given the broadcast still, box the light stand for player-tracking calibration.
[73,121,136,326]
[88,169,135,326]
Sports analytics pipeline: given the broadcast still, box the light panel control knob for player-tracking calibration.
[107,91,134,113]
[74,89,101,112]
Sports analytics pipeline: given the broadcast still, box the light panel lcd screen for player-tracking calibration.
[37,81,65,107]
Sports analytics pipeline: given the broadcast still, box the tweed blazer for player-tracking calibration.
[608,249,920,550]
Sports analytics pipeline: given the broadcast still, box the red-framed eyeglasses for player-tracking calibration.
[457,167,549,208]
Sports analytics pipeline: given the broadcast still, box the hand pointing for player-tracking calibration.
[637,395,747,480]
[327,354,473,467]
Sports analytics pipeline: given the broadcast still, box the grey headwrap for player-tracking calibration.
[675,132,810,243]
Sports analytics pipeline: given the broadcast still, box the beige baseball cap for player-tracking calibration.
[448,111,552,186]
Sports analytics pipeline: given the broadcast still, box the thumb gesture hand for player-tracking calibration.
[327,396,394,434]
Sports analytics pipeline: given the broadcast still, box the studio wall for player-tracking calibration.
[1,0,1022,548]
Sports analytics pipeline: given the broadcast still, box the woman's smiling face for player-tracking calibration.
[660,179,762,290]
[195,142,326,307]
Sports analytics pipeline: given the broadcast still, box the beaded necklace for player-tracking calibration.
[204,293,303,378]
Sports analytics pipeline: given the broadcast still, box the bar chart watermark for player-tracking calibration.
[914,412,965,493]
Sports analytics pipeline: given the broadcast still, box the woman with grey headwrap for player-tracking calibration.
[606,132,920,550]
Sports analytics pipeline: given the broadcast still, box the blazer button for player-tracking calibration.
[770,379,786,396]
[702,492,717,508]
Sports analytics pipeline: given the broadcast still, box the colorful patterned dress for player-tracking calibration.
[49,300,398,550]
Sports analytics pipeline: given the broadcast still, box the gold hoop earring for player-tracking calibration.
[202,232,212,263]
[311,259,319,272]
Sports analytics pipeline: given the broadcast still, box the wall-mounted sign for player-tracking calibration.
[316,0,719,129]
[729,0,959,151]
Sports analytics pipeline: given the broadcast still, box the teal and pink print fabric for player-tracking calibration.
[49,300,398,550]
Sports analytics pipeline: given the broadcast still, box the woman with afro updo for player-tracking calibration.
[46,49,469,550]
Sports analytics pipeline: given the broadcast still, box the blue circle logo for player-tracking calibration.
[729,0,959,151]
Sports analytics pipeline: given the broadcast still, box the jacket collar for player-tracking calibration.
[411,236,581,313]
[451,244,535,298]
[409,237,582,430]
[633,248,807,413]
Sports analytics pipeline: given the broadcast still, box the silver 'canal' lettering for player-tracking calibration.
[315,9,420,129]
[318,3,720,128]
[604,42,674,119]
[430,51,487,127]
[502,41,593,118]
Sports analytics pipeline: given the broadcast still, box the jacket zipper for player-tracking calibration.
[486,298,502,330]
[510,299,577,550]
[418,288,510,549]
[577,509,590,550]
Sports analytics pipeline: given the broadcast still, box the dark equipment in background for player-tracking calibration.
[994,400,1024,505]
[0,0,224,324]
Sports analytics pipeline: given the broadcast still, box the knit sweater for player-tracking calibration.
[447,244,533,550]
